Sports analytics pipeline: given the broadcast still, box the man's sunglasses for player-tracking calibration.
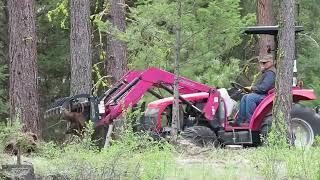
[259,61,269,65]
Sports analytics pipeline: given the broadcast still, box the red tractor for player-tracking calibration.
[45,26,320,147]
[144,85,319,147]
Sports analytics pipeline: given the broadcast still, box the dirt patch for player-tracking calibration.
[174,140,264,179]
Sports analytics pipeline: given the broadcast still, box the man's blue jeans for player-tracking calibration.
[238,93,265,124]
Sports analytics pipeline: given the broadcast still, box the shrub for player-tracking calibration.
[33,111,175,179]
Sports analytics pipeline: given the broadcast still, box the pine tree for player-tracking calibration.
[171,0,182,143]
[70,0,92,95]
[271,0,296,145]
[8,0,40,135]
[105,0,128,84]
[257,0,275,57]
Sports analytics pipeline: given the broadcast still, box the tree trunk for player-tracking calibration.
[171,0,182,143]
[70,0,92,96]
[257,0,275,58]
[271,0,295,145]
[8,0,40,136]
[105,0,128,84]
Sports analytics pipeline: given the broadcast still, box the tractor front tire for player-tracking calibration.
[181,126,219,147]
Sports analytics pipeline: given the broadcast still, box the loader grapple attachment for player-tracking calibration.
[44,94,93,119]
[45,97,73,118]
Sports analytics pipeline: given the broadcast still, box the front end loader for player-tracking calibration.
[45,67,221,140]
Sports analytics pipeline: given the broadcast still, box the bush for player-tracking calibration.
[251,113,320,179]
[251,145,320,179]
[33,114,175,179]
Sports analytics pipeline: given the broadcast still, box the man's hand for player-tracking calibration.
[243,86,252,93]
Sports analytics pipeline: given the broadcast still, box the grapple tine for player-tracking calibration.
[44,96,73,119]
[44,106,62,118]
[45,94,93,119]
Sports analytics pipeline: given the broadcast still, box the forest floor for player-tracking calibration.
[170,143,264,179]
[1,140,319,179]
[0,148,263,180]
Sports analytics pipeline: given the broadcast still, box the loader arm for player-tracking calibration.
[98,70,143,102]
[45,67,221,132]
[98,67,220,126]
[45,70,143,118]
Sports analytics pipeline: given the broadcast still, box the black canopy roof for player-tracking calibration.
[244,26,304,35]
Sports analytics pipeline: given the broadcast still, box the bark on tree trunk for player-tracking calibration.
[271,0,295,145]
[171,0,182,143]
[70,0,92,96]
[8,0,40,136]
[257,0,275,58]
[105,0,128,84]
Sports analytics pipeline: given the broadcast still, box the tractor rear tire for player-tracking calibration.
[260,115,272,143]
[290,105,320,146]
[260,104,320,147]
[181,126,219,147]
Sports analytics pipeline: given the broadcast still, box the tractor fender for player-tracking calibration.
[250,88,317,131]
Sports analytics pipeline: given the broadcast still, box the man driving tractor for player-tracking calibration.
[231,54,276,126]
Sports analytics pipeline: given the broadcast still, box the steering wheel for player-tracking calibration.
[229,82,247,101]
[230,82,245,91]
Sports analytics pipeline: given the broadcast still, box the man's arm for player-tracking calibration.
[251,71,276,94]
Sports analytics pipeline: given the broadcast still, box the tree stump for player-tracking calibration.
[0,164,35,180]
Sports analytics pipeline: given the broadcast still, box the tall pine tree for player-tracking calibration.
[70,0,92,96]
[257,0,275,57]
[271,0,296,145]
[8,0,40,135]
[106,0,128,84]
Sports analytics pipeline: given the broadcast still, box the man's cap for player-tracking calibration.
[259,54,274,62]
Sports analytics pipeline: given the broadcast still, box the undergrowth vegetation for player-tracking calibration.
[251,145,320,179]
[0,118,175,179]
[35,122,175,179]
[250,125,320,179]
[2,117,320,179]
[33,137,174,179]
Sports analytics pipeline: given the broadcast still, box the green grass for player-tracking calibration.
[2,122,320,179]
[2,144,320,179]
[165,148,261,180]
[251,146,320,179]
